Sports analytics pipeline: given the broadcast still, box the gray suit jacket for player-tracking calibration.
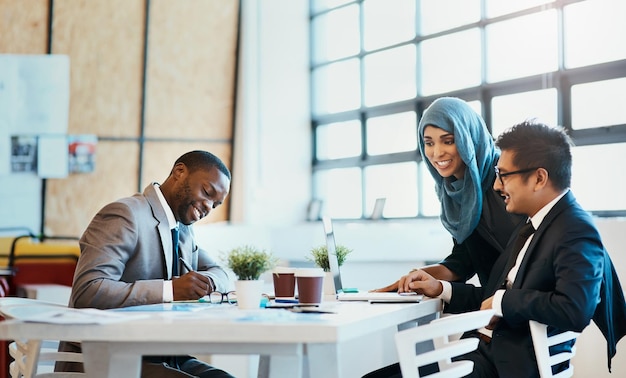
[69,183,229,309]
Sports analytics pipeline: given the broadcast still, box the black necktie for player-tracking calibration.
[502,221,536,286]
[171,227,179,276]
[486,221,537,334]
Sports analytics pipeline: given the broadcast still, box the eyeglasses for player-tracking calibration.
[208,291,237,304]
[207,291,271,305]
[494,166,540,186]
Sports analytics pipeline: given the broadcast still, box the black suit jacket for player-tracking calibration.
[446,191,625,375]
[593,251,626,371]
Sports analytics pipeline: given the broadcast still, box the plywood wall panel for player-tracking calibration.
[144,0,238,140]
[0,0,49,53]
[51,0,145,137]
[142,141,232,224]
[3,0,238,236]
[45,141,139,237]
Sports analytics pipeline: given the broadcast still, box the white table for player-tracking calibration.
[0,298,442,378]
[16,283,72,305]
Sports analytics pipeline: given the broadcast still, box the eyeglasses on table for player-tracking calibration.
[207,291,271,305]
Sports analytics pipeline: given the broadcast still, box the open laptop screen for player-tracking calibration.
[321,216,423,303]
[322,216,343,293]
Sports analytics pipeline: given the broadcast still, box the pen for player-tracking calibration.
[275,298,299,304]
[179,257,193,272]
[174,298,209,303]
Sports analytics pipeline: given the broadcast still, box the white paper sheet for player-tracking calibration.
[2,305,148,325]
[37,134,69,178]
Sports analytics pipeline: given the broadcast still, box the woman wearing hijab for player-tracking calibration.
[374,97,524,291]
[365,97,523,378]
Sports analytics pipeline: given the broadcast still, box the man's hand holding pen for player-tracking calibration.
[173,258,214,301]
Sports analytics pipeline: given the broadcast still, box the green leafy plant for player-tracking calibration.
[307,244,352,272]
[223,245,278,280]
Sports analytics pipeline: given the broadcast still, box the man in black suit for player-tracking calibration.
[400,121,626,377]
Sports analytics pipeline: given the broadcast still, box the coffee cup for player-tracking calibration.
[272,267,296,299]
[295,268,325,305]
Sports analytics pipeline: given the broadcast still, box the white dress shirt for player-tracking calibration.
[154,183,178,302]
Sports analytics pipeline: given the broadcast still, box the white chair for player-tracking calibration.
[1,297,85,378]
[8,339,84,378]
[529,320,580,378]
[395,309,495,378]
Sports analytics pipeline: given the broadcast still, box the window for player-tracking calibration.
[366,112,417,156]
[364,162,418,218]
[316,120,361,159]
[571,78,626,130]
[485,10,559,83]
[311,0,626,219]
[420,29,481,95]
[491,89,558,137]
[363,45,416,107]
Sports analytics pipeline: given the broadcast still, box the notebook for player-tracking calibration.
[321,216,423,303]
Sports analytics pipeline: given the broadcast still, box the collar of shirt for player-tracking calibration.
[506,189,570,286]
[153,183,178,230]
[528,189,569,230]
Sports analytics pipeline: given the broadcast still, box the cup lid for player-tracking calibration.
[295,267,325,277]
[273,266,296,274]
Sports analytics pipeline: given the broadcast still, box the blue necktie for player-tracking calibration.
[171,227,179,276]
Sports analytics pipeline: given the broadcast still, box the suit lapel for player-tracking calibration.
[490,224,523,291]
[144,184,174,278]
[512,191,575,288]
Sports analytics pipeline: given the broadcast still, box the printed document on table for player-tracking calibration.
[2,305,148,324]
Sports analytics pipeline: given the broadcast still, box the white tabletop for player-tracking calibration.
[0,298,443,378]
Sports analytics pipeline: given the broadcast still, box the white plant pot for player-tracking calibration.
[323,271,336,295]
[234,279,264,310]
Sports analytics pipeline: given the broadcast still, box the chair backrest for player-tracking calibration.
[8,236,80,290]
[529,320,580,378]
[1,298,85,378]
[395,309,495,378]
[9,339,84,378]
[0,277,9,297]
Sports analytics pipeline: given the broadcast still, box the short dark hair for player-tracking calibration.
[174,150,231,180]
[495,120,573,191]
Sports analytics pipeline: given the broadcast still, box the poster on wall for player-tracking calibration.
[10,135,37,173]
[68,134,97,173]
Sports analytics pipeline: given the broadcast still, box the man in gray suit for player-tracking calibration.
[58,150,234,377]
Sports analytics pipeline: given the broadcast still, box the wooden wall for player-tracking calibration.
[0,0,239,237]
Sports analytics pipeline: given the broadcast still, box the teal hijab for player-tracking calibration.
[418,97,499,243]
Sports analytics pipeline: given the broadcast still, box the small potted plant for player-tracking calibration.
[223,245,278,309]
[307,244,352,295]
[308,244,352,272]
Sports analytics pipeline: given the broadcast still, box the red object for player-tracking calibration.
[1,277,11,378]
[1,235,79,377]
[10,262,76,289]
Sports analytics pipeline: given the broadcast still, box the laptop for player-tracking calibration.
[321,216,423,303]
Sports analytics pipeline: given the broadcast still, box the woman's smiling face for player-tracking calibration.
[422,125,466,180]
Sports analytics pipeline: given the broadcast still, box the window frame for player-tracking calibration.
[310,0,626,219]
